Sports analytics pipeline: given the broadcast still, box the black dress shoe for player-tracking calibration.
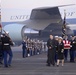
[52,63,55,66]
[70,60,75,63]
[4,65,8,68]
[57,65,59,67]
[0,62,3,65]
[8,64,11,67]
[46,64,50,66]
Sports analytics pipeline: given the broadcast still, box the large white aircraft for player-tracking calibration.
[1,0,76,43]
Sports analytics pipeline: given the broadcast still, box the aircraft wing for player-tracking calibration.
[19,7,62,30]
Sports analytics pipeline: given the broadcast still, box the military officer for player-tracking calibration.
[70,36,76,62]
[1,32,13,67]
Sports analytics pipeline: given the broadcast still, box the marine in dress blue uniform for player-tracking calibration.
[1,33,13,67]
[22,40,27,58]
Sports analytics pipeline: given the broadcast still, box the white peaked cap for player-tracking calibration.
[59,36,63,39]
[55,36,58,38]
[1,34,3,37]
[6,31,9,34]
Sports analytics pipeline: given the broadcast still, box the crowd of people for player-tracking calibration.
[46,35,76,67]
[22,37,44,58]
[0,32,76,68]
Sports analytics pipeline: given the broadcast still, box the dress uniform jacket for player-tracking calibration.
[1,35,13,51]
[70,39,76,50]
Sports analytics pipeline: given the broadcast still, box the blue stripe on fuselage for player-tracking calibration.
[66,18,76,24]
[1,22,17,26]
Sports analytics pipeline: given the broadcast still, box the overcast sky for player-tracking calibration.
[1,0,76,22]
[1,0,76,9]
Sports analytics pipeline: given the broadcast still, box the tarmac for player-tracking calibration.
[0,46,76,75]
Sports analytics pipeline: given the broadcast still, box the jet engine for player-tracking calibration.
[3,23,39,45]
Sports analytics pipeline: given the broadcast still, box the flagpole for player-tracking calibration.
[62,9,66,38]
[0,5,2,35]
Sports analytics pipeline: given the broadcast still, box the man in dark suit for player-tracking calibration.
[47,35,55,66]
